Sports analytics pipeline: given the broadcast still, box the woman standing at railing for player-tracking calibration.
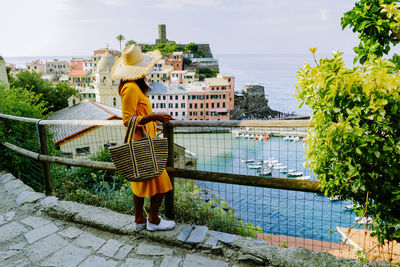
[111,44,175,232]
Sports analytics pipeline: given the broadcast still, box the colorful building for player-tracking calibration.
[164,52,183,71]
[68,70,94,88]
[185,76,234,120]
[149,82,188,120]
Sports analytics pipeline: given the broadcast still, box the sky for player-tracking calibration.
[0,0,360,57]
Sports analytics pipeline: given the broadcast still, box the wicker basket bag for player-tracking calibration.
[109,116,168,182]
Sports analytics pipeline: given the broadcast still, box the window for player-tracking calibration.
[190,112,192,116]
[175,95,178,100]
[152,95,154,100]
[183,96,185,100]
[223,102,226,108]
[217,102,220,108]
[193,112,197,116]
[206,95,209,99]
[194,104,197,109]
[200,103,203,108]
[228,78,231,82]
[212,103,215,108]
[170,95,173,100]
[170,112,173,116]
[206,103,209,108]
[200,111,203,116]
[182,112,185,116]
[163,96,166,100]
[223,95,226,99]
[76,147,90,155]
[190,103,192,108]
[169,103,173,108]
[158,96,161,100]
[206,111,209,115]
[113,97,116,106]
[152,103,154,108]
[181,103,185,108]
[175,112,178,116]
[175,103,178,108]
[156,103,159,108]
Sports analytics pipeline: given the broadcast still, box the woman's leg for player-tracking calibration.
[148,193,165,225]
[132,194,146,224]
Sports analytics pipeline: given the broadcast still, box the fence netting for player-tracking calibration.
[1,118,390,261]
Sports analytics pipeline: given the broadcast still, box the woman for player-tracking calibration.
[111,44,175,231]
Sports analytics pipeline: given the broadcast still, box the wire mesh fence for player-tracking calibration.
[0,115,378,260]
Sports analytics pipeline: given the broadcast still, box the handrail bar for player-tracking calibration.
[0,113,313,128]
[2,142,321,193]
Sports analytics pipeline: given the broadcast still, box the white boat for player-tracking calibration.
[248,163,262,169]
[280,169,288,173]
[274,166,287,170]
[249,134,254,139]
[243,134,249,139]
[329,195,340,201]
[295,176,311,180]
[287,171,303,177]
[293,136,300,142]
[264,159,279,164]
[355,217,373,224]
[258,169,272,176]
[283,136,290,142]
[235,134,240,139]
[241,159,255,163]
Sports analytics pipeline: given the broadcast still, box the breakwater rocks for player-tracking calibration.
[231,84,281,120]
[0,171,362,266]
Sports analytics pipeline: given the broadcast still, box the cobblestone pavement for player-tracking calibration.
[0,172,358,267]
[0,172,257,267]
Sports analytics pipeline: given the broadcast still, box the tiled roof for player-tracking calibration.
[48,100,122,143]
[69,70,92,76]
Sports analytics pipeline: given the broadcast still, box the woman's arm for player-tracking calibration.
[139,112,175,125]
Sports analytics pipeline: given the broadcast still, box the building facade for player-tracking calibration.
[46,60,70,74]
[94,50,120,108]
[26,60,45,74]
[68,70,95,88]
[164,52,183,71]
[149,83,187,120]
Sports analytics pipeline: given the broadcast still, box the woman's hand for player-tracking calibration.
[139,113,175,125]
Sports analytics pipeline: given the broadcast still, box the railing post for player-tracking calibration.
[37,123,52,195]
[163,123,175,219]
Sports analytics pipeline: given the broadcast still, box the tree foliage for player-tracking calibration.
[341,0,400,64]
[125,40,136,47]
[296,51,400,243]
[116,34,125,51]
[185,42,198,52]
[10,70,77,113]
[195,67,217,78]
[0,84,48,190]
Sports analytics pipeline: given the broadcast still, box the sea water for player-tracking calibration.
[175,132,357,243]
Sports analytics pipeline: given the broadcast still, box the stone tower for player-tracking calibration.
[94,50,120,108]
[0,55,9,88]
[156,24,168,44]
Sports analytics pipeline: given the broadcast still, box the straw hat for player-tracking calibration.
[111,44,162,80]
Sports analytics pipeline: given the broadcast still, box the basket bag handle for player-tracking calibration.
[123,116,160,176]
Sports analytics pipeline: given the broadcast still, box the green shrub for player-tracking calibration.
[51,148,262,237]
[296,50,400,244]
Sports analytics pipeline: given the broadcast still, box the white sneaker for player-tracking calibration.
[134,222,146,232]
[147,216,176,231]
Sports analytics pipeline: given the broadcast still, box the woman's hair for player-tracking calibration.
[118,77,150,95]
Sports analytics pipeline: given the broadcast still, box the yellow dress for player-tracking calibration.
[120,81,173,197]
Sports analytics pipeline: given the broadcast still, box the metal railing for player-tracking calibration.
[0,113,362,259]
